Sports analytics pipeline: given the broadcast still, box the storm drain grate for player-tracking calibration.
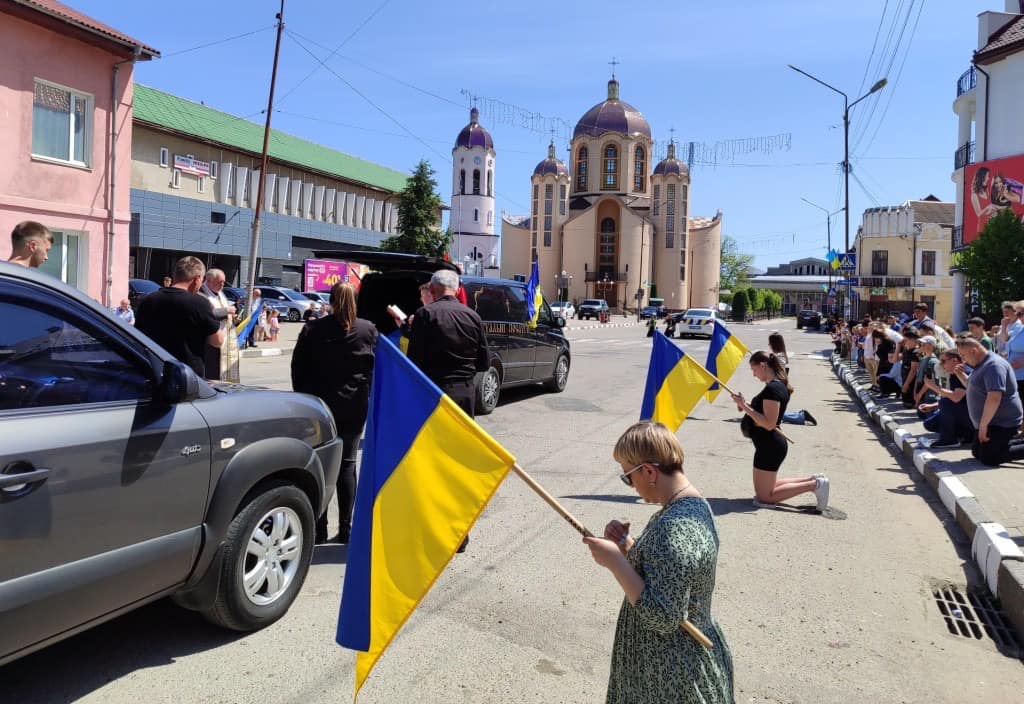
[932,585,1022,656]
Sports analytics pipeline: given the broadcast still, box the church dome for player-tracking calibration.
[455,107,493,150]
[573,78,651,140]
[533,142,568,177]
[653,141,688,177]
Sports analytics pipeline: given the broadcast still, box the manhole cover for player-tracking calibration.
[932,584,1022,657]
[544,398,602,413]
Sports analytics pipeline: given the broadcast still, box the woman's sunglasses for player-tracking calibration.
[619,462,659,486]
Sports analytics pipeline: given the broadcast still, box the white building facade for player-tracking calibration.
[450,107,498,275]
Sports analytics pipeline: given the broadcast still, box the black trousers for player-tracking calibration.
[972,424,1024,466]
[317,427,362,540]
[443,379,476,418]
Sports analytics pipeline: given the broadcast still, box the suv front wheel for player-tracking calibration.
[202,481,315,631]
[545,354,569,392]
[476,365,501,415]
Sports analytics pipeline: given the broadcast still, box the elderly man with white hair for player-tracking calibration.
[200,268,236,380]
[407,268,490,553]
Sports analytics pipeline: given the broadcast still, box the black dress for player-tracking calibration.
[747,379,790,472]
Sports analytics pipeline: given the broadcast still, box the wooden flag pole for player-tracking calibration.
[704,370,795,444]
[510,463,714,650]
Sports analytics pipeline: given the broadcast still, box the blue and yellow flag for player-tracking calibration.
[525,260,543,327]
[705,319,748,402]
[640,331,716,431]
[337,336,515,697]
[235,297,263,347]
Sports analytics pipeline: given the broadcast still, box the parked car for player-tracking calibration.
[672,307,717,338]
[0,261,343,666]
[797,309,822,330]
[222,286,246,310]
[302,291,331,305]
[639,305,665,320]
[549,301,576,321]
[319,250,571,416]
[127,278,159,311]
[578,298,609,320]
[255,285,320,322]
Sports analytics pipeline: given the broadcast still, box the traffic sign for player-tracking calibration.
[827,287,837,297]
[838,254,857,271]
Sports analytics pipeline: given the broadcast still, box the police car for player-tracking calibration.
[673,307,717,338]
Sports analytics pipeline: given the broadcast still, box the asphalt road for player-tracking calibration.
[3,320,1022,703]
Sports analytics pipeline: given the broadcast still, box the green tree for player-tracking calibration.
[731,289,749,322]
[960,208,1024,315]
[747,287,765,312]
[381,160,451,257]
[764,290,782,315]
[720,235,755,293]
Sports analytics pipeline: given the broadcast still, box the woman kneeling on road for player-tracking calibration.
[584,421,734,704]
[731,351,829,511]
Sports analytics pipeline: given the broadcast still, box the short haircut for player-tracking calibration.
[967,317,986,328]
[902,327,920,339]
[11,221,52,249]
[1003,301,1017,311]
[431,269,459,291]
[940,349,962,362]
[173,256,205,283]
[613,421,684,476]
[206,268,226,282]
[955,336,985,350]
[914,302,928,312]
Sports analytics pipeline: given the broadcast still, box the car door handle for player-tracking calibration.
[0,468,50,490]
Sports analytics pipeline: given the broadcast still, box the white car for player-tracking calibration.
[676,308,717,338]
[550,301,576,321]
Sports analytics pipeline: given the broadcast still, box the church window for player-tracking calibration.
[474,208,479,222]
[598,217,617,272]
[634,146,646,192]
[602,144,618,190]
[680,233,686,249]
[487,169,493,197]
[653,185,661,215]
[543,184,553,247]
[665,183,676,247]
[559,184,566,215]
[487,210,493,226]
[681,185,689,219]
[576,147,588,191]
[680,250,686,281]
[459,169,466,194]
[473,169,481,195]
[600,217,616,233]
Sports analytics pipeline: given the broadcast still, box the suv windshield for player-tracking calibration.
[582,299,602,306]
[279,289,307,302]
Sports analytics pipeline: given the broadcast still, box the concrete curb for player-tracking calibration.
[241,347,288,358]
[829,354,1024,640]
[564,321,643,331]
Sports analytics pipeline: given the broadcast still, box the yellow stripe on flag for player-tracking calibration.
[651,353,717,431]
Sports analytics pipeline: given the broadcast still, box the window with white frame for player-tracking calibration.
[210,161,219,179]
[38,230,83,289]
[32,80,92,166]
[159,147,169,167]
[197,176,205,194]
[171,169,181,188]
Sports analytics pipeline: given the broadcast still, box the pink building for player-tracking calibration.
[0,0,157,304]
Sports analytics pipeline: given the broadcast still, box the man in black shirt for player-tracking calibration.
[407,269,489,416]
[136,256,224,378]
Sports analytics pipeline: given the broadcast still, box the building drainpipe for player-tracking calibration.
[108,46,142,307]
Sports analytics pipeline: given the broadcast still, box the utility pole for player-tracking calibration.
[244,0,285,315]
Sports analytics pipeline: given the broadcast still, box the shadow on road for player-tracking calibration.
[0,599,244,704]
[312,543,349,565]
[561,493,641,504]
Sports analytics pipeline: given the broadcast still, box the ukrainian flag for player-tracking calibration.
[337,335,515,697]
[235,297,263,347]
[525,260,543,327]
[705,319,748,402]
[640,331,717,431]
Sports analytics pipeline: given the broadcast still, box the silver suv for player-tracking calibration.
[255,285,320,322]
[0,263,343,665]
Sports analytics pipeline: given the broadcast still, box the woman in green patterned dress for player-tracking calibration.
[584,421,734,703]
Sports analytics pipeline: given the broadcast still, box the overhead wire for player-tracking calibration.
[159,25,277,59]
[850,0,908,144]
[856,0,891,97]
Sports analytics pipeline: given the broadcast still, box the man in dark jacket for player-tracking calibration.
[407,269,489,416]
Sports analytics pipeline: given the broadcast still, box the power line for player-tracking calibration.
[856,0,890,97]
[159,25,277,59]
[275,0,394,107]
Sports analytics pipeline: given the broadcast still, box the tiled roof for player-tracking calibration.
[910,200,955,225]
[975,14,1024,64]
[133,85,408,193]
[8,0,158,55]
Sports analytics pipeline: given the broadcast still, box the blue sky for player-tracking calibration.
[78,0,993,270]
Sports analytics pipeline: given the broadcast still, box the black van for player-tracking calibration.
[313,251,571,415]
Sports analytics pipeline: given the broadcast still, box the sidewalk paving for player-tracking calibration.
[829,354,1024,640]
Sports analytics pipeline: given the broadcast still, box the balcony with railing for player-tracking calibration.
[951,225,966,252]
[954,141,975,171]
[956,66,977,98]
[857,275,912,289]
[584,271,628,283]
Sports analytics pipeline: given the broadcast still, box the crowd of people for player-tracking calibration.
[829,301,1024,466]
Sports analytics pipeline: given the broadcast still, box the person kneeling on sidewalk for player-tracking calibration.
[955,336,1024,466]
[919,349,974,448]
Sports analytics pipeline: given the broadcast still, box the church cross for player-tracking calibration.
[608,57,620,78]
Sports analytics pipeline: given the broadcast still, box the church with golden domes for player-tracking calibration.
[498,76,722,312]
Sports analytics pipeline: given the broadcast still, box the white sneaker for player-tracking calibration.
[814,476,830,511]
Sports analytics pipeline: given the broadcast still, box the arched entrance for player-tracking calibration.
[595,202,619,308]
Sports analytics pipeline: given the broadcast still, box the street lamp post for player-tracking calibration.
[800,197,843,312]
[789,65,886,318]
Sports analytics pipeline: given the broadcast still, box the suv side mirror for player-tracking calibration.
[556,316,566,328]
[160,360,200,404]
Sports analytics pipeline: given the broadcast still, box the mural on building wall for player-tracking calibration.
[964,154,1024,245]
